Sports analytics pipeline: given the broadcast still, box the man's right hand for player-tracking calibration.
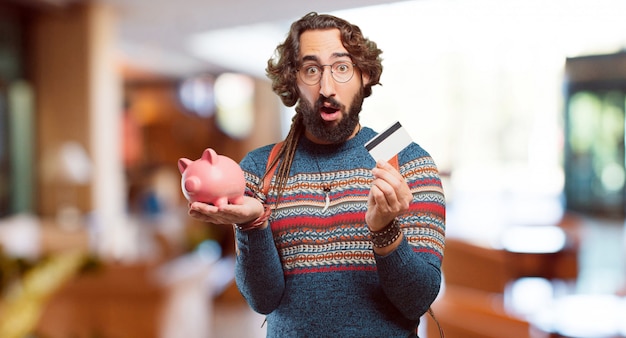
[188,196,265,226]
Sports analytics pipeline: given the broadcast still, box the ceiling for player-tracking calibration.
[55,0,410,79]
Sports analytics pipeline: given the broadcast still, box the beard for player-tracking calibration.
[297,89,365,144]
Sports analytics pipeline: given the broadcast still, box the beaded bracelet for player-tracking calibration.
[370,219,402,248]
[235,204,271,231]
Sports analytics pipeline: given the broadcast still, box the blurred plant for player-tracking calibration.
[0,250,91,338]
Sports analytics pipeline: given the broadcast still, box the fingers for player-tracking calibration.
[187,197,264,225]
[372,161,411,203]
[189,201,218,214]
[370,179,406,213]
[188,203,231,224]
[373,160,402,180]
[366,184,400,231]
[368,160,412,216]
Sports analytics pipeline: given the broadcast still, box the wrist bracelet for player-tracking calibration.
[370,219,402,248]
[236,204,271,231]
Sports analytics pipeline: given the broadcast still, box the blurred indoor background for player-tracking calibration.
[0,0,625,337]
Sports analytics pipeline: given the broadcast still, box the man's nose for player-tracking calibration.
[318,68,336,97]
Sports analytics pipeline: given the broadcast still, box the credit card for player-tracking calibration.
[364,121,412,162]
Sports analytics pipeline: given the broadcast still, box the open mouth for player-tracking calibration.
[320,104,341,121]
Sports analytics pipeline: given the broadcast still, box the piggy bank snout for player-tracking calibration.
[183,176,202,193]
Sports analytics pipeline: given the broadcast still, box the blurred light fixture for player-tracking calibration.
[187,23,286,78]
[214,73,254,139]
[178,74,216,118]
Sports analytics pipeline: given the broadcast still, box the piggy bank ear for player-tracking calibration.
[178,158,192,174]
[201,148,218,164]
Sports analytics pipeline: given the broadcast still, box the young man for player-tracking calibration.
[189,12,445,337]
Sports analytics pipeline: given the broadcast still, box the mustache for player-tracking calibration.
[316,96,342,109]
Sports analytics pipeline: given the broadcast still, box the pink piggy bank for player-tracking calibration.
[177,148,245,206]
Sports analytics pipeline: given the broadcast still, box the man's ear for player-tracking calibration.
[362,73,371,86]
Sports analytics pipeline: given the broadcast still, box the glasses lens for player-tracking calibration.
[300,64,321,85]
[331,62,354,83]
[298,62,355,85]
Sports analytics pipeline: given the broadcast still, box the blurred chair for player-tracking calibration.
[431,216,582,338]
[36,251,220,338]
[426,285,531,338]
[36,262,165,337]
[501,224,578,282]
[442,237,511,294]
[430,237,531,338]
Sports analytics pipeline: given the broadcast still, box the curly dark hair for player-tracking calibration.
[261,12,383,205]
[266,12,383,107]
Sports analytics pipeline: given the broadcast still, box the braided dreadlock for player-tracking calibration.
[261,112,303,204]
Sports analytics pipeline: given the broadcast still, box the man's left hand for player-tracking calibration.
[366,160,411,231]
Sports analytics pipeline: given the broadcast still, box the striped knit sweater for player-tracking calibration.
[235,126,445,337]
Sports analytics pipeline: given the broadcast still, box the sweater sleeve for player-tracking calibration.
[233,147,286,314]
[375,148,446,320]
[234,226,285,314]
[375,240,442,319]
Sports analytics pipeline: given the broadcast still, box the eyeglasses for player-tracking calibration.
[297,61,356,85]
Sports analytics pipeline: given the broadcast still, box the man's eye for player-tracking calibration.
[305,66,320,75]
[333,63,351,73]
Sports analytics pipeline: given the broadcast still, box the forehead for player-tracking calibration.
[298,29,348,61]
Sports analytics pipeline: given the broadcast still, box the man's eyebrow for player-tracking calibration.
[332,52,352,59]
[302,55,319,62]
[301,52,352,63]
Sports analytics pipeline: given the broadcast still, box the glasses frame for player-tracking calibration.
[297,61,357,86]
